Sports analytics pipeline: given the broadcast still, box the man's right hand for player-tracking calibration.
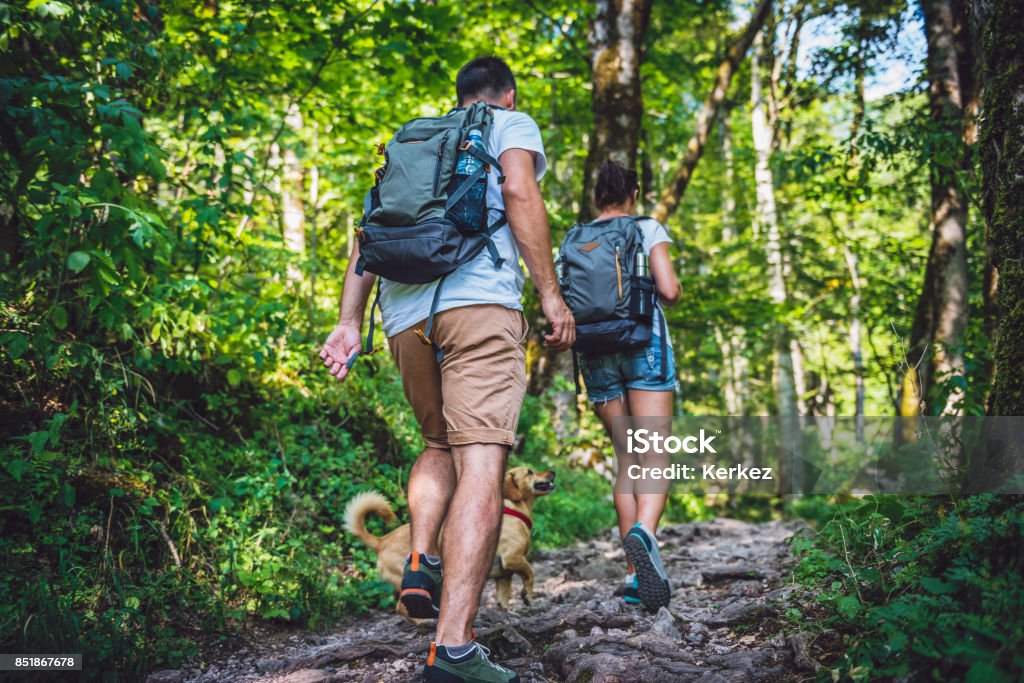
[320,323,362,381]
[541,292,575,352]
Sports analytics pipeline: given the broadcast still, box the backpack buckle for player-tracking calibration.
[414,328,432,346]
[376,142,386,155]
[459,141,472,152]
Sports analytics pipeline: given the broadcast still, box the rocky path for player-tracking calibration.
[157,518,815,683]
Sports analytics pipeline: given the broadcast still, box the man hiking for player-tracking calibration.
[320,56,574,682]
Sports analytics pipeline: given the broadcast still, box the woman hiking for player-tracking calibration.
[572,159,681,611]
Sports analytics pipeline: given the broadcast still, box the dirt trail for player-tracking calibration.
[155,518,815,683]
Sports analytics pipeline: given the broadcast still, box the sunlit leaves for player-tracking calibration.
[66,250,90,272]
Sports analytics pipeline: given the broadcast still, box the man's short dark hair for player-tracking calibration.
[456,57,517,104]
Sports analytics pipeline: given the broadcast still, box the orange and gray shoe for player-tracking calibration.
[422,642,520,682]
[400,552,443,619]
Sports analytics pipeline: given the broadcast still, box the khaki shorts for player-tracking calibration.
[387,304,529,449]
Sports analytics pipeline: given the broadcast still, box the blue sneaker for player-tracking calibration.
[622,574,641,605]
[623,523,671,612]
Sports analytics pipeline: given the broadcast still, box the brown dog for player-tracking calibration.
[343,466,556,614]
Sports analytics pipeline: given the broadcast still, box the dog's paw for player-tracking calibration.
[521,589,533,606]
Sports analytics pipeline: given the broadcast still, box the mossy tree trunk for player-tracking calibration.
[579,0,653,222]
[976,0,1024,416]
[529,0,653,417]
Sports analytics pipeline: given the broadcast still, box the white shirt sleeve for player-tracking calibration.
[494,111,547,181]
[639,218,672,254]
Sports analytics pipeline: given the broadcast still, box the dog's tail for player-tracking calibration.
[343,490,396,552]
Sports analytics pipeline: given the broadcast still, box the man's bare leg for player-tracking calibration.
[408,447,456,556]
[434,443,507,645]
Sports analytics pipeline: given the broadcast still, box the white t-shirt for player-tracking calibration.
[636,217,673,336]
[378,108,547,336]
[635,217,672,257]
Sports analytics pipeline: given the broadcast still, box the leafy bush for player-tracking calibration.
[792,495,1024,681]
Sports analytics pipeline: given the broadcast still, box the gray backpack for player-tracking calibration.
[557,216,667,390]
[351,101,507,365]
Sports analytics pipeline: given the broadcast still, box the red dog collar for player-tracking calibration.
[503,506,532,530]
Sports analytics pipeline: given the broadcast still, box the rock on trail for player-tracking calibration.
[159,518,814,683]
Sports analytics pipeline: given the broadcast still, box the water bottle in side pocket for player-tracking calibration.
[632,251,654,320]
[448,129,487,231]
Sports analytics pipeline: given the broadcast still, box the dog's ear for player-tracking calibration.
[502,470,523,502]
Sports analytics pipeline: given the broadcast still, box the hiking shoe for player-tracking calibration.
[622,574,641,605]
[622,523,671,612]
[423,641,520,682]
[400,553,443,619]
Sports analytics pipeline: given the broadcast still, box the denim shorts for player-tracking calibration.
[580,333,678,403]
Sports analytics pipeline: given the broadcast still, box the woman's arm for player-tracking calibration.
[649,242,681,305]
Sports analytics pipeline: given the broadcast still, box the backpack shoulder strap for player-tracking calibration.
[629,215,654,232]
[626,214,652,253]
[353,189,375,276]
[657,302,669,381]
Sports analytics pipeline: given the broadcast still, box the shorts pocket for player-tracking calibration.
[516,312,529,345]
[580,354,608,380]
[501,309,529,346]
[627,346,661,382]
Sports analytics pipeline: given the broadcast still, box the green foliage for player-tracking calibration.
[792,495,1024,681]
[0,0,1014,679]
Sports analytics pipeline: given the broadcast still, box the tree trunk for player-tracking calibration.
[580,0,653,221]
[531,0,653,422]
[776,2,806,151]
[281,107,306,283]
[651,0,773,223]
[307,120,320,340]
[717,108,748,416]
[847,37,867,440]
[900,0,972,416]
[963,0,998,409]
[977,0,1024,416]
[720,109,737,241]
[791,337,808,418]
[845,245,866,440]
[752,27,800,490]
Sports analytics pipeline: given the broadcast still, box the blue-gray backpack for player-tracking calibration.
[350,101,507,365]
[556,215,667,391]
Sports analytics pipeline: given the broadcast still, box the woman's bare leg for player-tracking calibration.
[626,389,674,535]
[593,394,638,574]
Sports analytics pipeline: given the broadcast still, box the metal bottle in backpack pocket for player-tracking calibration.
[450,129,487,230]
[635,251,651,319]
